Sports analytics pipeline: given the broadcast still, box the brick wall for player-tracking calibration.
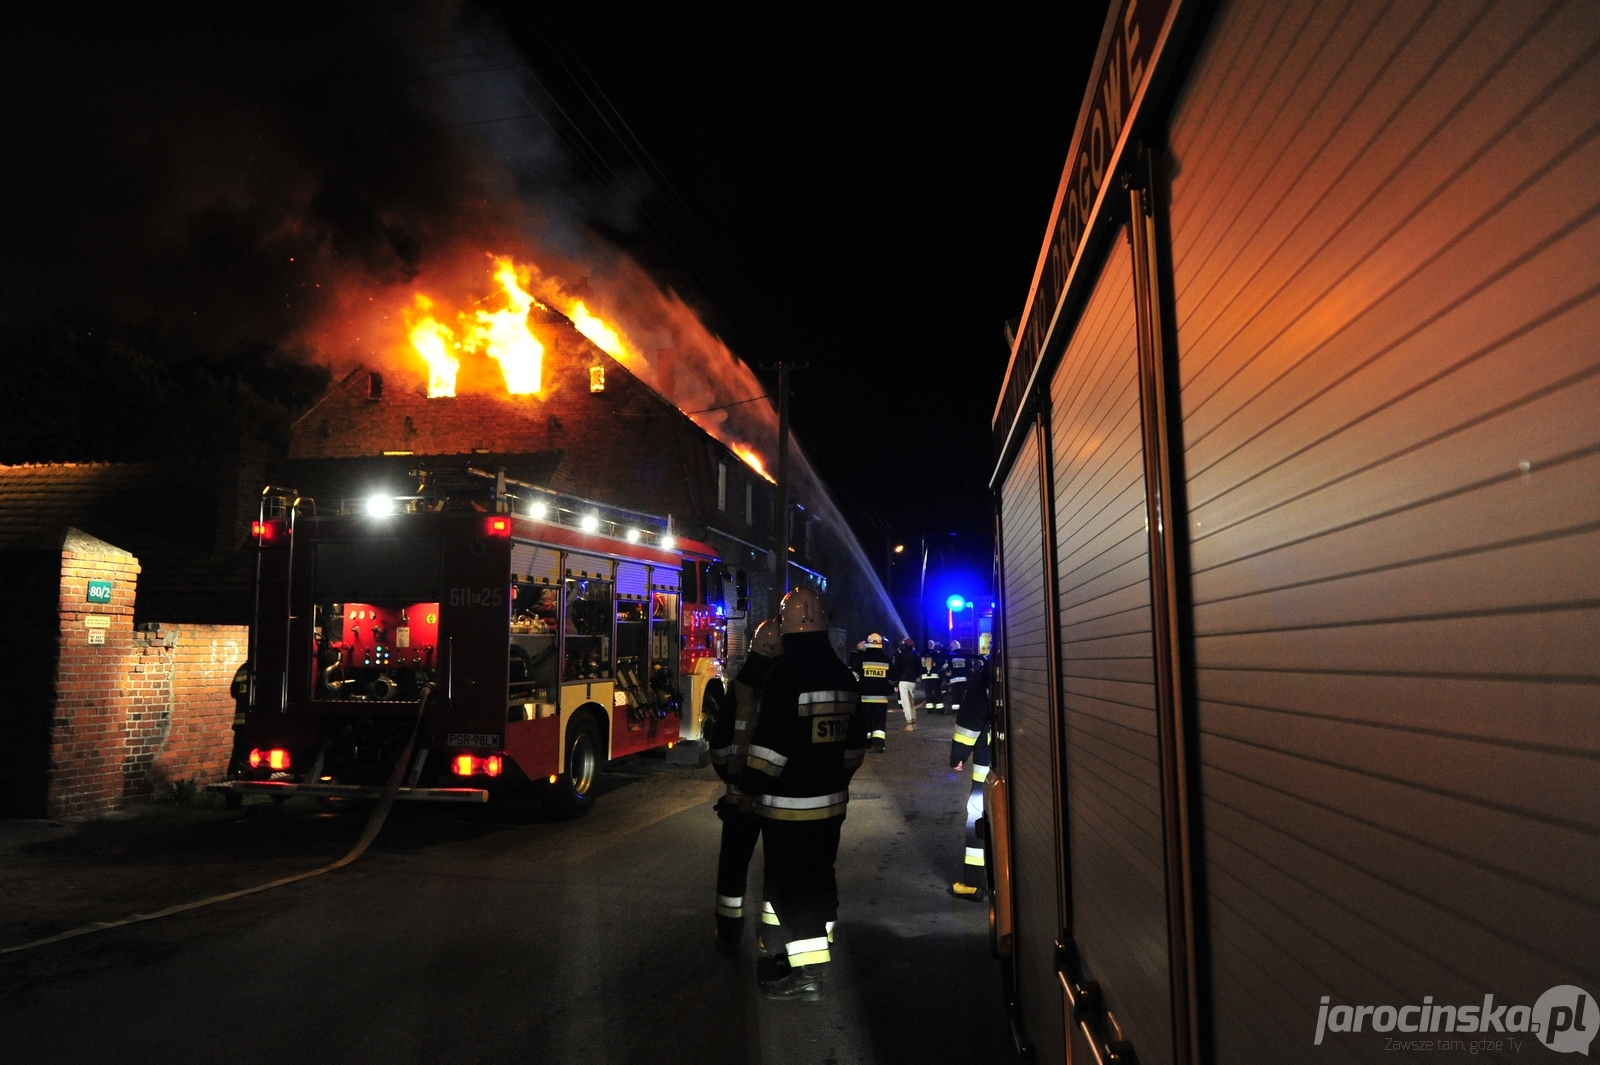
[51,535,141,817]
[44,531,248,818]
[150,624,247,788]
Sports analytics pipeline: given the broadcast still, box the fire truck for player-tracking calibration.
[221,469,727,816]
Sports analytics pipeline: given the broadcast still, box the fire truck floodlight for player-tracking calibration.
[626,528,641,543]
[660,535,676,551]
[581,513,600,533]
[529,502,549,519]
[366,494,396,517]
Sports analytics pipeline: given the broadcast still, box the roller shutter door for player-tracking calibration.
[564,554,613,580]
[616,561,648,601]
[1165,0,1600,1056]
[999,429,1065,1063]
[511,543,560,586]
[1048,234,1173,1064]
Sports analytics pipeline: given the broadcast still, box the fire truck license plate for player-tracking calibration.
[811,716,850,743]
[447,733,501,749]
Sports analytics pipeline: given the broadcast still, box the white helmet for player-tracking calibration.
[950,640,962,650]
[865,633,884,648]
[750,617,783,657]
[779,586,830,634]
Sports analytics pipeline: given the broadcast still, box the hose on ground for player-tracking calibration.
[0,685,435,957]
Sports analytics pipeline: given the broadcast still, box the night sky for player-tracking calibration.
[0,1,1108,572]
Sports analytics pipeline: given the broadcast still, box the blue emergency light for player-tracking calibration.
[946,594,966,612]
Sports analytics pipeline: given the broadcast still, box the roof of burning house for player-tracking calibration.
[288,339,763,547]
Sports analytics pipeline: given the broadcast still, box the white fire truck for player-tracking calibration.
[221,468,727,815]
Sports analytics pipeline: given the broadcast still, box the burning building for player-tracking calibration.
[278,254,884,660]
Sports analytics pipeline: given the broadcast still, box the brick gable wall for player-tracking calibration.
[32,533,247,818]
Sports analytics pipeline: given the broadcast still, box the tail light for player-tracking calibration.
[248,748,291,770]
[451,753,505,777]
[251,519,288,544]
[485,516,512,538]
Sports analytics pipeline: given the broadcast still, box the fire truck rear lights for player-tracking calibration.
[251,520,287,543]
[549,775,559,784]
[249,748,291,770]
[486,516,512,537]
[452,753,505,777]
[366,494,396,517]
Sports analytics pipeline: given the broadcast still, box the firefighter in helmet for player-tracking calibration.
[849,632,893,752]
[740,586,865,1000]
[944,639,970,715]
[708,617,783,951]
[949,649,994,901]
[922,640,946,712]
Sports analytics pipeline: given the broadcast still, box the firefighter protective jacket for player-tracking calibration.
[849,646,893,706]
[950,659,992,767]
[740,631,865,821]
[710,651,776,794]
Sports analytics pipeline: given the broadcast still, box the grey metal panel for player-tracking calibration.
[616,561,648,600]
[511,543,560,586]
[1048,233,1174,1065]
[1165,0,1600,1058]
[1000,430,1065,1064]
[563,554,613,580]
[648,566,680,593]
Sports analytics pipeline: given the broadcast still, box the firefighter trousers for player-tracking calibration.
[962,731,991,889]
[715,803,763,921]
[761,814,844,966]
[863,698,889,744]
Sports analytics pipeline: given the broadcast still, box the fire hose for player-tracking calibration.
[0,684,435,957]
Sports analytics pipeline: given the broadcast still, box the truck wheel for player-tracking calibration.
[547,714,601,818]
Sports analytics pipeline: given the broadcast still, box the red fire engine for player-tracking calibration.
[222,469,727,815]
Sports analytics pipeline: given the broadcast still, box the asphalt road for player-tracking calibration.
[0,714,1014,1065]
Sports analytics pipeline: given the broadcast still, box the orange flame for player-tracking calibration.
[567,300,631,362]
[405,295,459,398]
[731,443,775,484]
[468,257,542,395]
[405,256,544,397]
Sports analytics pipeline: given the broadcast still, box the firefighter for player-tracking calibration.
[849,632,893,752]
[922,640,945,712]
[949,653,993,900]
[740,586,865,1000]
[708,617,783,952]
[891,636,921,731]
[944,639,970,715]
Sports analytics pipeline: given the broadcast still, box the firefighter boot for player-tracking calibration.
[759,963,824,1001]
[756,951,792,984]
[715,914,743,953]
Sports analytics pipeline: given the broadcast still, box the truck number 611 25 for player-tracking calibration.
[449,586,504,607]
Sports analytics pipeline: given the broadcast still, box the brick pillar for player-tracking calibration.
[49,528,142,818]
